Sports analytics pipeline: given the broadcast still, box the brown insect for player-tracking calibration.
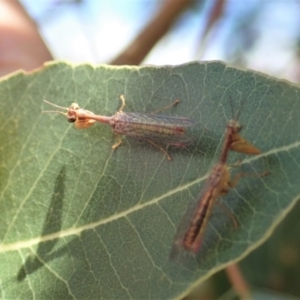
[43,95,195,160]
[172,108,264,255]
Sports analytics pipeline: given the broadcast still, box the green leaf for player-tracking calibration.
[0,61,299,299]
[240,199,300,298]
[251,290,299,300]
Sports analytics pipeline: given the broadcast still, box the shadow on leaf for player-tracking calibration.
[17,166,66,281]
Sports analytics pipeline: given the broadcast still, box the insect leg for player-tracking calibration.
[216,201,239,229]
[217,169,269,229]
[146,140,172,161]
[229,170,269,189]
[150,99,180,114]
[112,136,123,149]
[119,95,126,112]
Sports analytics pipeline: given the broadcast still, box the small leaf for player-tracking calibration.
[0,61,299,299]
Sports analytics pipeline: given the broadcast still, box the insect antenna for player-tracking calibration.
[42,99,68,116]
[230,96,248,121]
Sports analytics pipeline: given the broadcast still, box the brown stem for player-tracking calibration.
[225,263,251,299]
[202,0,226,40]
[0,0,53,76]
[110,0,193,65]
[196,0,227,58]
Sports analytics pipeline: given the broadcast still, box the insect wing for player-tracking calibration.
[114,112,195,146]
[171,164,229,257]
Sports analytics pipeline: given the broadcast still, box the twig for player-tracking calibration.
[110,0,193,65]
[225,263,251,300]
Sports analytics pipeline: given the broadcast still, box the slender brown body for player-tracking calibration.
[182,163,230,252]
[43,96,195,160]
[180,118,261,253]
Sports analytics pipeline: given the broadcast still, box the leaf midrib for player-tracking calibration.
[1,141,299,253]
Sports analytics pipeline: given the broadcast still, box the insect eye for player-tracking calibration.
[67,116,76,123]
[237,124,243,132]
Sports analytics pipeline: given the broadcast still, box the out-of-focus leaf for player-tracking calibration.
[240,200,300,298]
[251,289,299,300]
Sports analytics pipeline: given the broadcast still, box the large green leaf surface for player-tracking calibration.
[0,61,299,299]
